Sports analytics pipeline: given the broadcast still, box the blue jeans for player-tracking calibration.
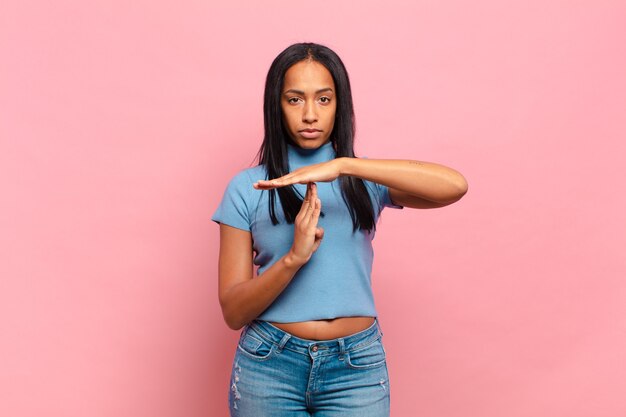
[228,319,390,416]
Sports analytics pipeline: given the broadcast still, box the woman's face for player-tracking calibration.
[281,60,337,149]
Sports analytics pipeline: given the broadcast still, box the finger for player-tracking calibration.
[308,183,318,215]
[304,187,316,218]
[312,226,324,252]
[253,179,277,189]
[255,181,284,189]
[275,170,315,187]
[306,196,322,228]
[254,173,296,189]
[272,172,300,186]
[300,186,317,226]
[295,183,312,223]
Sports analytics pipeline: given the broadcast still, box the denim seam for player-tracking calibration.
[347,334,382,353]
[236,342,275,361]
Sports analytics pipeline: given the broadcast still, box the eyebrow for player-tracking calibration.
[283,88,334,95]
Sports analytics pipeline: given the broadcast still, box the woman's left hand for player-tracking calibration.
[253,159,344,190]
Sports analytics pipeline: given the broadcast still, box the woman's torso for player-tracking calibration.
[213,145,396,334]
[229,164,383,324]
[270,316,376,340]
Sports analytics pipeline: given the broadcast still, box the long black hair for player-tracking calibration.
[257,42,376,232]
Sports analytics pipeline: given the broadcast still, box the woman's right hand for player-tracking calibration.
[287,182,324,266]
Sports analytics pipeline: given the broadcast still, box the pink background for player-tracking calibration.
[1,1,625,416]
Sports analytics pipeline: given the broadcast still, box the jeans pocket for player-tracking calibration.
[237,325,275,361]
[346,338,387,369]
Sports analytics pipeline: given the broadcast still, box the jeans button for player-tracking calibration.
[311,345,318,352]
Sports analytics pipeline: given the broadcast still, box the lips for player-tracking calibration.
[298,128,323,139]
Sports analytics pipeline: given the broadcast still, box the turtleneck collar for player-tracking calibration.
[287,140,336,170]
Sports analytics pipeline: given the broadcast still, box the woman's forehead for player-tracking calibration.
[283,61,334,91]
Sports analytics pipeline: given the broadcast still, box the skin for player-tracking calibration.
[218,60,468,340]
[280,60,336,149]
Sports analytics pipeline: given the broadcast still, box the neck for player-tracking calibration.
[287,141,336,169]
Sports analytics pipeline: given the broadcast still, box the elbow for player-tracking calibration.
[455,174,469,200]
[224,317,246,331]
[222,308,247,330]
[219,282,255,330]
[220,298,249,331]
[436,174,468,206]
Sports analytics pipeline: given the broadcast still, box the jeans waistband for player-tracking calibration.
[247,318,383,356]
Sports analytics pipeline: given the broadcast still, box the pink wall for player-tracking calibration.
[2,1,625,416]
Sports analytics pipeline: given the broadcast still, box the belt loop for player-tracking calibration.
[338,338,345,361]
[276,333,291,353]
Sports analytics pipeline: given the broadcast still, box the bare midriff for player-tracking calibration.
[270,316,375,340]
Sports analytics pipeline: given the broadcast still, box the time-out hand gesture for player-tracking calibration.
[253,159,343,190]
[288,182,324,266]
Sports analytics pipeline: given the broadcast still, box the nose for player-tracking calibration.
[302,100,317,124]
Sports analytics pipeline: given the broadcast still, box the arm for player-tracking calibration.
[341,158,468,208]
[218,183,324,330]
[254,157,468,209]
[217,225,301,330]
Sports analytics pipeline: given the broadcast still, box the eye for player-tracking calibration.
[287,97,301,104]
[319,97,331,104]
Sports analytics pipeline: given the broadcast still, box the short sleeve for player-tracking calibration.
[376,182,404,209]
[360,156,404,211]
[211,170,253,231]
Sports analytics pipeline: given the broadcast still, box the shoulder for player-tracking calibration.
[212,165,267,229]
[224,165,267,189]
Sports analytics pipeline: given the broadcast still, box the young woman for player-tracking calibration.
[212,42,467,417]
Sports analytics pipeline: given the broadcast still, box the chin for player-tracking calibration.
[294,138,330,149]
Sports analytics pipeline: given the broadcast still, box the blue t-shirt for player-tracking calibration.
[211,141,402,323]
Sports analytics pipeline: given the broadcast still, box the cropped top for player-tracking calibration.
[211,141,402,322]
